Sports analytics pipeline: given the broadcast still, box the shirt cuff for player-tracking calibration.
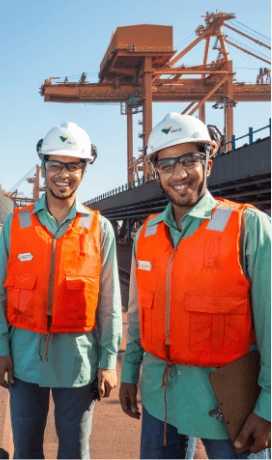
[99,349,118,369]
[121,360,141,384]
[253,389,271,422]
[0,335,10,356]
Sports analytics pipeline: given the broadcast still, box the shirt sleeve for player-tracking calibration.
[95,216,122,369]
[243,208,271,422]
[0,213,13,356]
[121,228,145,384]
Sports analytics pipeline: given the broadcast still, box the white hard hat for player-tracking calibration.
[37,122,97,163]
[146,113,219,164]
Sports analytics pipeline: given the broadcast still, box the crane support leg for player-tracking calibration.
[225,61,234,152]
[199,104,205,124]
[143,57,153,182]
[127,110,133,185]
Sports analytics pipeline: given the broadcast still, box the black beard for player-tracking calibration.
[157,176,206,208]
[47,186,76,200]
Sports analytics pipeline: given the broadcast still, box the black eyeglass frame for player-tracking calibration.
[44,159,86,173]
[155,152,205,174]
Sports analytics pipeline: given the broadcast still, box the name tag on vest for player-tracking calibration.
[137,261,151,271]
[18,253,33,262]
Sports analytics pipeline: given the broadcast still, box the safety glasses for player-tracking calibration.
[44,160,85,174]
[155,153,205,174]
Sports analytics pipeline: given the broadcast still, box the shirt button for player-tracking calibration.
[177,371,181,375]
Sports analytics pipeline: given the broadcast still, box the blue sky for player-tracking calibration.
[1,0,270,203]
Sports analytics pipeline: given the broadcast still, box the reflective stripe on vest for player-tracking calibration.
[136,199,256,368]
[78,213,94,230]
[18,209,32,229]
[4,204,101,334]
[144,206,234,237]
[206,206,234,232]
[145,223,158,237]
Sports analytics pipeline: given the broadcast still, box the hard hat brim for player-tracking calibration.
[38,150,92,162]
[146,137,217,163]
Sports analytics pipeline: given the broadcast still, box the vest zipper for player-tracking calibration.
[165,249,177,360]
[47,238,57,329]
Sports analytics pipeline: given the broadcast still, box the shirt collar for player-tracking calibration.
[32,193,92,218]
[163,191,219,228]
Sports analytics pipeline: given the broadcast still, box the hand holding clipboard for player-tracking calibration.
[209,350,271,454]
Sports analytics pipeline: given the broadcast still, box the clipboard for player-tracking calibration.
[209,350,261,454]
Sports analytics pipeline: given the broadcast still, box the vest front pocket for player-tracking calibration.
[185,293,249,354]
[138,289,153,345]
[4,274,37,315]
[65,275,99,320]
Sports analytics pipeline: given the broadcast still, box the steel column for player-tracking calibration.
[225,61,234,151]
[199,36,210,124]
[127,110,133,184]
[199,104,205,123]
[143,56,153,181]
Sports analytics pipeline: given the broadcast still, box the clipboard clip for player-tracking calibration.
[208,405,223,421]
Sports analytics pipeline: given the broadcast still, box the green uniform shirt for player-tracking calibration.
[0,194,122,387]
[121,191,271,439]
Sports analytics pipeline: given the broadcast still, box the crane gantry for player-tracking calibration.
[40,11,271,185]
[40,12,271,185]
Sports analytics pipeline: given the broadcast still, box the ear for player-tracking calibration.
[206,159,213,178]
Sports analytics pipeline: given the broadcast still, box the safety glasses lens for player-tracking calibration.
[45,161,84,173]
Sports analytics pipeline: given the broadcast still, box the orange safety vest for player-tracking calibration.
[136,198,256,368]
[4,204,101,334]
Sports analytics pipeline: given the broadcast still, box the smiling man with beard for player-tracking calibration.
[119,113,271,459]
[0,122,122,459]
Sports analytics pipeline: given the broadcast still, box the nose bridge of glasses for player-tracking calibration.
[58,163,71,173]
[174,157,188,174]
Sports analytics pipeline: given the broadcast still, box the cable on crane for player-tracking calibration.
[174,32,196,49]
[231,19,271,43]
[228,44,258,67]
[8,166,36,194]
[226,35,271,60]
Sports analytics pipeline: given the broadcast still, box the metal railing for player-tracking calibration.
[85,119,271,206]
[217,119,271,157]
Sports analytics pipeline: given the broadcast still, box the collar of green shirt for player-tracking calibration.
[32,193,92,220]
[147,191,219,229]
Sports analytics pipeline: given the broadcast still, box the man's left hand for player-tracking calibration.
[97,368,117,398]
[234,412,271,453]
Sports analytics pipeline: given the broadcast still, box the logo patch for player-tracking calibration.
[60,136,68,142]
[161,126,172,135]
[18,253,33,262]
[137,261,151,271]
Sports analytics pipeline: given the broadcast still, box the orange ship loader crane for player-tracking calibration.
[40,11,271,185]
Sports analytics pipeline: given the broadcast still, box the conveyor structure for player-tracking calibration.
[85,136,271,239]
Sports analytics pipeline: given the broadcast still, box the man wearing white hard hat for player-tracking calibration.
[0,122,122,458]
[120,114,271,459]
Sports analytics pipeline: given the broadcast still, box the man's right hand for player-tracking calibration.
[119,382,141,419]
[0,356,15,388]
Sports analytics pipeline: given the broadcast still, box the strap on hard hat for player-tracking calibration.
[207,125,223,157]
[90,144,97,164]
[36,139,43,154]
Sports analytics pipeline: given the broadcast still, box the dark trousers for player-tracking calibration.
[140,405,270,459]
[8,378,95,459]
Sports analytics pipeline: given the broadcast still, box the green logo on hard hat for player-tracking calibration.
[161,126,172,135]
[60,136,68,142]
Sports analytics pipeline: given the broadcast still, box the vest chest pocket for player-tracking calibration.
[65,275,99,320]
[138,289,153,345]
[4,274,37,315]
[185,293,250,354]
